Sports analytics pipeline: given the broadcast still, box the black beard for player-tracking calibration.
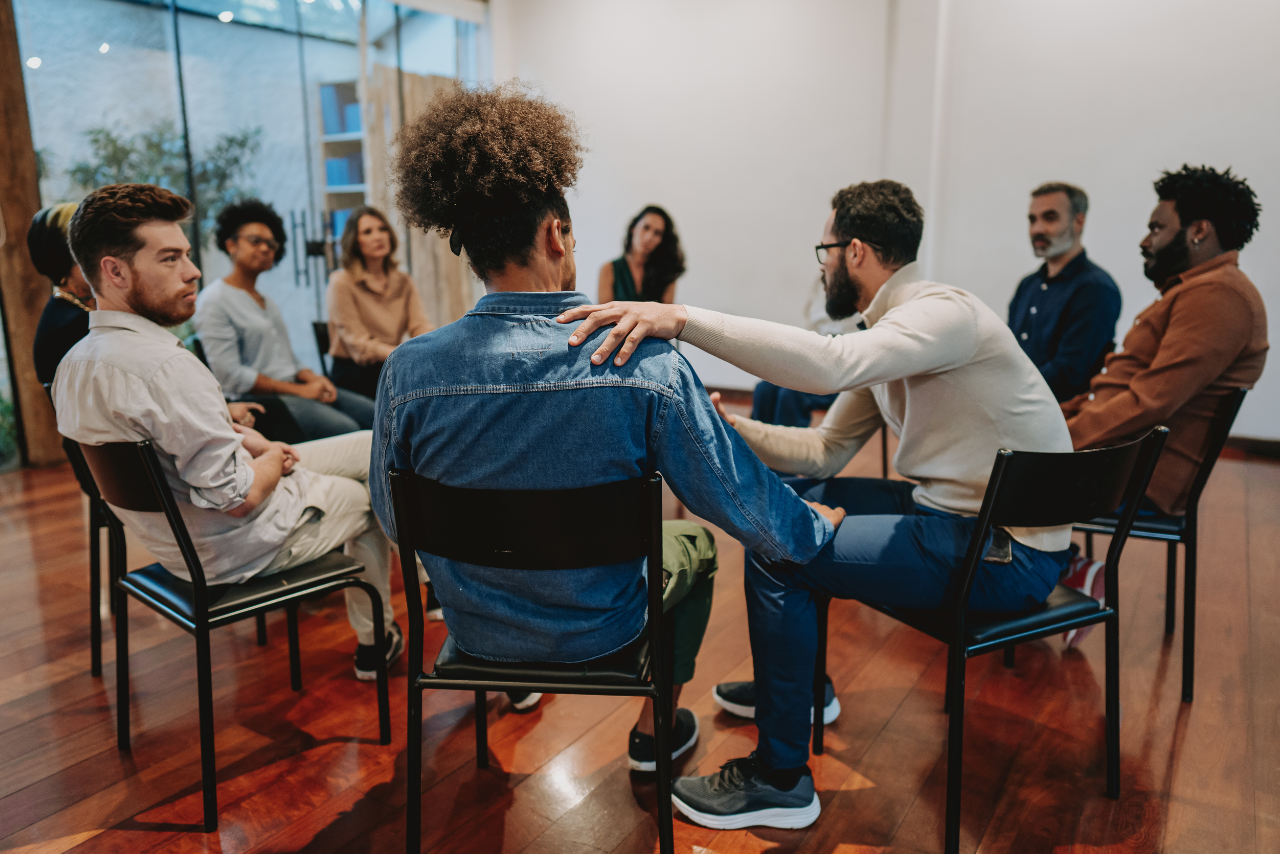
[1143,227,1191,288]
[824,256,863,320]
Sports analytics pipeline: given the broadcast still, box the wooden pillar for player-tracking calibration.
[0,0,62,466]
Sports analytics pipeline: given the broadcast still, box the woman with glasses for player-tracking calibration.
[194,199,374,440]
[325,206,431,400]
[597,205,686,304]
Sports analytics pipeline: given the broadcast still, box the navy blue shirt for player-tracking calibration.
[1008,250,1121,402]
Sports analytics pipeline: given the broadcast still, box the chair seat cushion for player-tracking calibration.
[1077,509,1186,537]
[119,551,364,625]
[873,583,1105,648]
[431,631,651,686]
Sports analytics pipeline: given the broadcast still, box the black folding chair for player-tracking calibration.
[1076,387,1247,702]
[810,428,1167,854]
[313,321,332,378]
[77,439,391,832]
[44,383,128,676]
[389,471,675,854]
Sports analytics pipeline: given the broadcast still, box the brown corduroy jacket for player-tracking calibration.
[1062,251,1268,515]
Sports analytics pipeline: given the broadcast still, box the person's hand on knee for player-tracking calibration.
[805,500,846,530]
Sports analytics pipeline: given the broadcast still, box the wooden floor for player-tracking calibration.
[1,428,1277,853]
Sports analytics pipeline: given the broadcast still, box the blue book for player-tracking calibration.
[346,152,364,185]
[332,208,351,238]
[326,157,349,187]
[343,102,361,134]
[320,86,342,135]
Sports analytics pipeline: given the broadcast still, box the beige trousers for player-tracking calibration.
[261,430,393,646]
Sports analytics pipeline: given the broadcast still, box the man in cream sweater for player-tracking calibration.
[559,180,1074,831]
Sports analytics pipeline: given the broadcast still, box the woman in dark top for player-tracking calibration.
[29,203,94,385]
[597,205,686,303]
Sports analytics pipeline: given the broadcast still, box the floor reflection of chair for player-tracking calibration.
[390,471,676,854]
[811,427,1167,854]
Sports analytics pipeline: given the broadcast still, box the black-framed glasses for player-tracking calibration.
[815,238,881,264]
[239,233,280,253]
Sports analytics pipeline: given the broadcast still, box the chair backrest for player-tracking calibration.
[1184,387,1248,512]
[952,427,1168,628]
[184,334,209,367]
[312,322,331,378]
[388,470,666,678]
[77,440,212,599]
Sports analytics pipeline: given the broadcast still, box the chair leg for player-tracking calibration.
[1183,531,1196,703]
[1003,645,1016,669]
[359,582,392,745]
[115,585,130,751]
[256,612,269,647]
[407,684,423,854]
[474,691,489,768]
[1084,530,1094,560]
[1105,614,1120,798]
[654,639,675,854]
[195,626,219,832]
[1165,542,1177,636]
[812,596,830,755]
[286,605,302,692]
[944,649,965,854]
[89,512,102,678]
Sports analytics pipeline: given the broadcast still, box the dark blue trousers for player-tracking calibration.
[746,477,1069,769]
[751,381,840,429]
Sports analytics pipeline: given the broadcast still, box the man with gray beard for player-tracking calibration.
[1008,182,1121,401]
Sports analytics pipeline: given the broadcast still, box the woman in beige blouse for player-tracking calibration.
[327,206,432,399]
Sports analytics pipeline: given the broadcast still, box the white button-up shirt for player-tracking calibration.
[53,311,311,583]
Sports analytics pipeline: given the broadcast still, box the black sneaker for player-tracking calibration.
[353,621,404,681]
[713,676,841,724]
[628,708,700,771]
[671,753,819,830]
[506,691,543,713]
[425,584,444,622]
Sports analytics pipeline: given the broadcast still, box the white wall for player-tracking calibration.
[923,0,1280,439]
[488,0,889,388]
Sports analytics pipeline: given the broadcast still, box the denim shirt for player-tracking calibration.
[371,291,833,663]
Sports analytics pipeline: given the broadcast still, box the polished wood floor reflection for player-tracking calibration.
[1,424,1277,853]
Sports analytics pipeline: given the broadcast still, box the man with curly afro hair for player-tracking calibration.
[371,84,840,814]
[1064,166,1267,512]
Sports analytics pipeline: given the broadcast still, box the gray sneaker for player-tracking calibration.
[713,677,841,724]
[672,753,819,830]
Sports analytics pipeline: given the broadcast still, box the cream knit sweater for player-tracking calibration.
[679,262,1073,553]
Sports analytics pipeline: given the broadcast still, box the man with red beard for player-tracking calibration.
[52,183,402,681]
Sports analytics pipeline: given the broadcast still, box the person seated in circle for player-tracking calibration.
[597,205,685,304]
[194,199,374,440]
[325,206,432,400]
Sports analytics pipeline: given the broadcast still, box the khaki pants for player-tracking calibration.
[261,430,393,646]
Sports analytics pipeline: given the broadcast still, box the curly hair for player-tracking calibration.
[1154,165,1260,252]
[623,205,686,300]
[69,183,192,287]
[215,198,287,266]
[830,180,924,269]
[391,82,584,278]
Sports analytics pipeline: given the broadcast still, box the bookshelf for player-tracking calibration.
[319,81,366,240]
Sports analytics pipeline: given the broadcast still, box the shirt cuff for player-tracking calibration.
[188,450,255,511]
[677,306,729,353]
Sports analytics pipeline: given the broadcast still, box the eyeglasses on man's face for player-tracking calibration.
[815,238,882,265]
[239,233,280,253]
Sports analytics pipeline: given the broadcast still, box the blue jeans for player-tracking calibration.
[747,477,1069,769]
[751,381,840,428]
[279,388,375,440]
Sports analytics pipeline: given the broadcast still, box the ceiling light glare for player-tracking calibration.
[218,10,234,22]
[26,56,41,68]
[99,43,110,54]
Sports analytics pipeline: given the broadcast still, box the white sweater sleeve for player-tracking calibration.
[678,286,980,395]
[733,386,885,479]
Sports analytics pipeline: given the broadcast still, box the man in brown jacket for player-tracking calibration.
[1059,165,1267,642]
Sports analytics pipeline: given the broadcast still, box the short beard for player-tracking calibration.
[1032,227,1077,259]
[1143,227,1191,287]
[125,279,195,327]
[824,255,864,320]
